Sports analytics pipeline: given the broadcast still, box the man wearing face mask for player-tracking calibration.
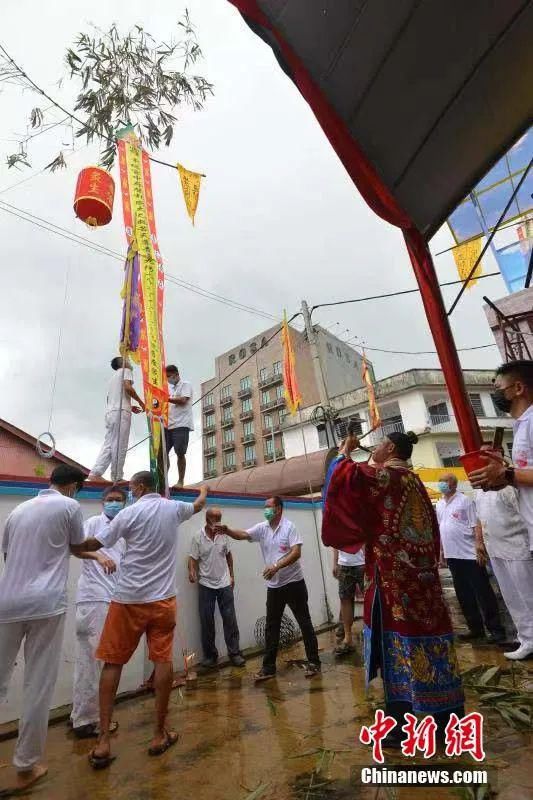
[469,361,533,556]
[215,496,321,681]
[436,474,505,644]
[165,364,194,488]
[0,465,88,794]
[71,486,127,739]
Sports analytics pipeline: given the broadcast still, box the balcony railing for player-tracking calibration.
[221,416,234,428]
[429,414,452,427]
[202,400,215,413]
[220,395,233,407]
[241,433,255,444]
[203,446,217,457]
[239,410,254,421]
[264,449,285,463]
[238,386,252,399]
[222,441,235,451]
[222,464,237,474]
[259,371,283,389]
[381,420,405,436]
[204,423,216,434]
[242,458,257,468]
[260,397,286,412]
[204,469,217,479]
[262,424,281,437]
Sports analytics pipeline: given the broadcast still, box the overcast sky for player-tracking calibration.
[0,0,509,484]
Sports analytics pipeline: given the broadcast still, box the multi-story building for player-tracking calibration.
[200,323,367,478]
[282,368,514,469]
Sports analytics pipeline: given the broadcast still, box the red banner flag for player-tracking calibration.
[282,311,301,416]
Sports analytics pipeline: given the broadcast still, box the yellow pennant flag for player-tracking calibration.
[281,311,302,416]
[453,237,483,288]
[177,163,203,225]
[362,352,380,430]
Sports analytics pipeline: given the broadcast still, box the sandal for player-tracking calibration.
[88,750,116,770]
[304,663,321,678]
[148,730,180,757]
[334,642,355,656]
[253,670,276,683]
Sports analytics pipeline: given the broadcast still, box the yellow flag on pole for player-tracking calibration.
[362,352,380,429]
[452,237,483,288]
[282,311,302,416]
[177,163,203,225]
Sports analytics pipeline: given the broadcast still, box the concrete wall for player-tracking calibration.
[283,423,323,460]
[0,484,337,725]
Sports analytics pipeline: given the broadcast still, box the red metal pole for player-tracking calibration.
[404,228,482,454]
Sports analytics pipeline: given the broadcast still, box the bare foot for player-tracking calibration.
[15,764,48,792]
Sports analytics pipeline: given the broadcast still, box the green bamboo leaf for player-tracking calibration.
[243,784,269,800]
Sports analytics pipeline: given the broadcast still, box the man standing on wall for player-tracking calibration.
[165,364,194,488]
[0,466,87,794]
[215,496,321,682]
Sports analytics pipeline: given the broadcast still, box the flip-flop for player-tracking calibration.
[334,643,355,656]
[148,730,180,757]
[253,671,276,683]
[88,750,116,770]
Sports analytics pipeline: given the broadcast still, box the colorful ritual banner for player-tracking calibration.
[177,163,203,225]
[362,352,380,430]
[281,311,302,415]
[119,243,141,363]
[117,127,168,491]
[452,237,483,288]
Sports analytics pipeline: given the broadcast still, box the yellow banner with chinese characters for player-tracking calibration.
[177,163,203,225]
[453,237,483,288]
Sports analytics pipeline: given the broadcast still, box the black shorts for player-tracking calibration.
[337,565,364,600]
[165,427,190,457]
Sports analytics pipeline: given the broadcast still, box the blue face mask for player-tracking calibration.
[104,501,124,519]
[438,481,451,494]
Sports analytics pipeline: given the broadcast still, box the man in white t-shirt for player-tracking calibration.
[0,465,88,795]
[89,356,145,483]
[71,486,127,739]
[469,360,533,552]
[165,364,194,488]
[333,546,365,655]
[436,474,504,644]
[189,508,244,668]
[215,496,320,682]
[81,471,207,767]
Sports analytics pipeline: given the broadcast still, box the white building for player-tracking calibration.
[282,368,514,471]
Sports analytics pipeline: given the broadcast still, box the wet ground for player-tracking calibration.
[1,627,532,800]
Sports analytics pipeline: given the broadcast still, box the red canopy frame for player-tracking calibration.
[229,0,484,452]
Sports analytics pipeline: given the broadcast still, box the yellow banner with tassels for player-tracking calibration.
[453,237,483,288]
[177,163,203,225]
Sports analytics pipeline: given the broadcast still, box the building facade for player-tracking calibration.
[0,418,89,479]
[282,368,514,469]
[484,286,533,362]
[200,324,366,479]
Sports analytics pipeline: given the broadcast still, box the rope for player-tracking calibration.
[36,431,56,459]
[43,258,70,451]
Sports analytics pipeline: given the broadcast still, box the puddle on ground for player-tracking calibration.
[1,630,532,799]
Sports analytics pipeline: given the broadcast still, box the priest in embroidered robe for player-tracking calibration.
[322,430,464,745]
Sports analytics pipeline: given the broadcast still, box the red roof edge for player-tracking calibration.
[0,418,90,475]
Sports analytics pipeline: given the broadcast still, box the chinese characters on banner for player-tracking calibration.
[117,127,168,491]
[452,237,483,288]
[177,163,203,226]
[359,710,485,764]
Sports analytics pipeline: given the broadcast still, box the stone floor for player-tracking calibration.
[1,629,532,800]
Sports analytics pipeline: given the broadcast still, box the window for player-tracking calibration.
[441,455,462,467]
[224,451,235,468]
[428,402,449,425]
[491,393,506,418]
[241,397,252,413]
[203,392,214,408]
[279,410,288,426]
[469,393,484,418]
[223,427,234,443]
[276,384,284,400]
[381,415,405,435]
[273,360,282,375]
[221,385,231,399]
[205,456,216,473]
[264,414,272,430]
[259,367,268,382]
[204,413,215,429]
[205,434,215,449]
[265,437,274,455]
[243,420,254,437]
[336,346,342,358]
[317,425,328,448]
[326,342,333,354]
[262,390,270,406]
[244,445,256,462]
[222,408,233,422]
[240,375,251,391]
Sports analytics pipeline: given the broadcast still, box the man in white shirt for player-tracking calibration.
[81,471,207,767]
[469,360,533,553]
[0,465,87,794]
[165,364,194,488]
[215,496,320,681]
[71,486,127,739]
[332,547,364,655]
[475,482,533,660]
[188,508,245,668]
[436,474,504,644]
[89,356,145,483]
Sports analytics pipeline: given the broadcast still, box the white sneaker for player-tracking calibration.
[504,643,533,660]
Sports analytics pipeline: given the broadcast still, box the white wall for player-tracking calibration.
[0,490,337,724]
[397,390,430,432]
[282,423,322,459]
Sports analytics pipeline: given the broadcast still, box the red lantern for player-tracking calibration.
[73,166,115,227]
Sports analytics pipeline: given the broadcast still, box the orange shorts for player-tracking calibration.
[96,597,176,665]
